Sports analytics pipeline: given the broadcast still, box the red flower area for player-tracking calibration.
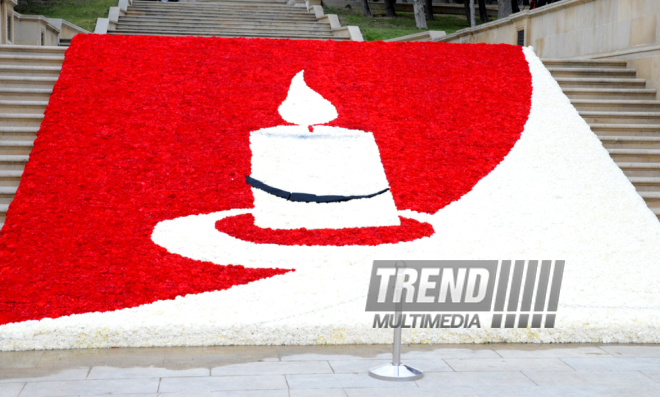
[0,35,531,325]
[216,214,434,246]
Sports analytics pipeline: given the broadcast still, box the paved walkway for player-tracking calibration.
[2,344,660,396]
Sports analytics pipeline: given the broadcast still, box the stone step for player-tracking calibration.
[571,99,660,112]
[0,141,33,156]
[133,0,289,6]
[0,45,66,55]
[580,111,660,124]
[128,5,308,13]
[0,76,58,88]
[0,87,52,101]
[0,53,64,67]
[133,0,289,4]
[110,30,341,39]
[555,77,646,89]
[0,113,44,127]
[193,0,288,1]
[0,65,61,78]
[0,205,7,223]
[542,59,628,69]
[562,88,657,100]
[0,101,48,114]
[599,136,660,149]
[130,2,295,10]
[590,124,660,137]
[629,177,660,192]
[120,15,319,23]
[125,14,315,23]
[114,26,334,36]
[116,21,331,32]
[123,12,317,22]
[189,0,288,2]
[118,18,325,28]
[0,155,29,171]
[126,9,316,17]
[640,191,660,206]
[608,148,660,162]
[0,126,39,140]
[0,186,16,204]
[0,170,22,187]
[115,21,331,30]
[126,7,313,16]
[128,3,306,10]
[617,162,660,177]
[187,0,288,3]
[547,67,637,78]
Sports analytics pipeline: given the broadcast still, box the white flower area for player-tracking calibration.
[2,48,660,350]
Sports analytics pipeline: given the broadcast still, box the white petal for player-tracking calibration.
[278,70,338,126]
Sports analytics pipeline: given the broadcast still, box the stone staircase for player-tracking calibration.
[109,0,344,40]
[543,59,660,221]
[0,45,65,230]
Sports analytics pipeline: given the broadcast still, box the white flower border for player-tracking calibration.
[2,48,660,351]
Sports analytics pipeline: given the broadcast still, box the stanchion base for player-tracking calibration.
[368,364,423,381]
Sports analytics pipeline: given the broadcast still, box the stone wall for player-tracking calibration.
[0,0,87,45]
[13,14,60,46]
[1,0,18,44]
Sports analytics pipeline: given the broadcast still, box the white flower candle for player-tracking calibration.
[249,71,401,230]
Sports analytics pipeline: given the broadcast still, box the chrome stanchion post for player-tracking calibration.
[369,261,423,381]
[392,313,401,367]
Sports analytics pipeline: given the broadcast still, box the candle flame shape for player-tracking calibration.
[278,70,338,127]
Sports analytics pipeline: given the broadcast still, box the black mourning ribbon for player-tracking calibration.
[246,176,389,203]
